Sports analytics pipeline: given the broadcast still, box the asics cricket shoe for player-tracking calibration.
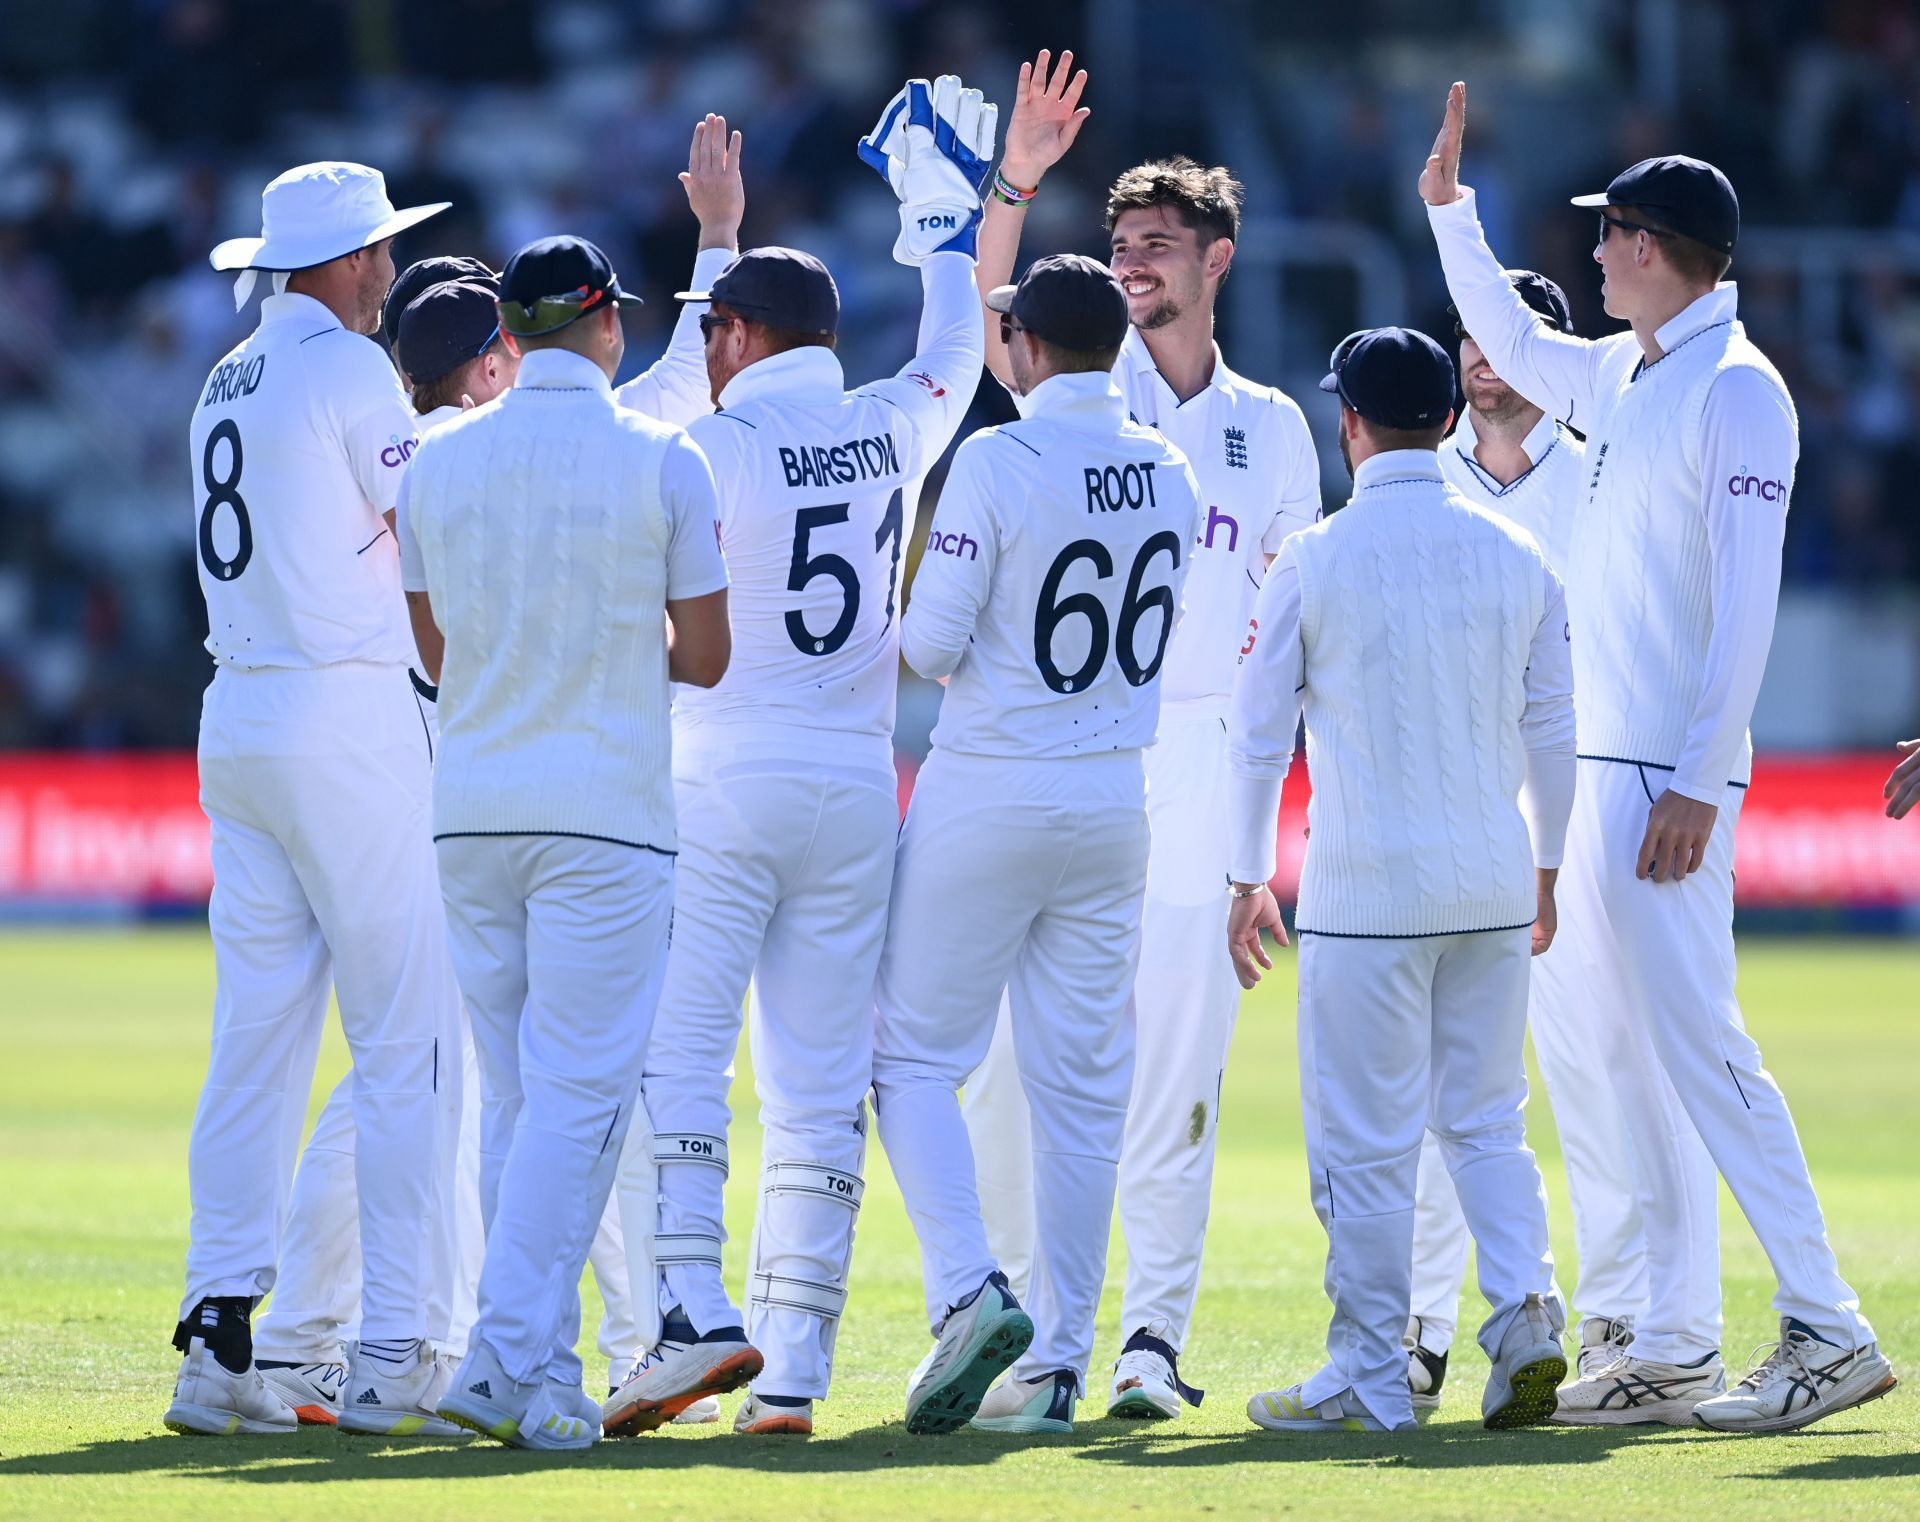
[904,1271,1034,1435]
[971,1369,1077,1434]
[734,1392,813,1436]
[438,1342,539,1444]
[257,1359,346,1426]
[337,1341,467,1437]
[515,1382,602,1451]
[1404,1317,1448,1421]
[607,1357,720,1424]
[1553,1350,1724,1426]
[1108,1326,1204,1421]
[164,1345,297,1437]
[601,1314,762,1438]
[1576,1314,1636,1377]
[1692,1319,1897,1435]
[1247,1383,1409,1434]
[1482,1293,1567,1430]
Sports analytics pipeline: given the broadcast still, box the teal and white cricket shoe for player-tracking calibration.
[1248,1383,1407,1433]
[905,1271,1034,1435]
[970,1369,1077,1434]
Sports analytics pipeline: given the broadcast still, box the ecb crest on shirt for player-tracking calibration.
[1224,426,1248,469]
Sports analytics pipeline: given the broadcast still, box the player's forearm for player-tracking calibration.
[1226,767,1288,887]
[1520,747,1574,869]
[404,591,444,684]
[899,596,971,680]
[911,252,988,406]
[615,246,733,427]
[975,195,1030,389]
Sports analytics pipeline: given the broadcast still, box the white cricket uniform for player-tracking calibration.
[1409,410,1657,1354]
[873,370,1201,1391]
[1431,191,1873,1362]
[633,252,983,1401]
[183,292,461,1345]
[397,346,727,1389]
[254,249,732,1379]
[1228,449,1575,1428]
[963,329,1321,1361]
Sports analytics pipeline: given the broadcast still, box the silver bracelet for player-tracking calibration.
[1227,879,1264,899]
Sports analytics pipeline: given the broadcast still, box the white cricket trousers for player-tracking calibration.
[186,663,460,1339]
[1409,921,1652,1352]
[633,751,896,1400]
[437,834,672,1388]
[873,749,1149,1392]
[1562,759,1871,1360]
[964,701,1242,1352]
[1294,927,1560,1430]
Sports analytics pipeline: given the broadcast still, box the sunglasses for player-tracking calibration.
[998,314,1028,343]
[1598,212,1667,243]
[698,313,739,343]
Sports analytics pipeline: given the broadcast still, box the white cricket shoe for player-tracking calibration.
[971,1370,1076,1434]
[515,1383,602,1451]
[1552,1350,1724,1425]
[905,1271,1034,1435]
[1692,1320,1897,1435]
[1576,1314,1636,1377]
[163,1345,298,1436]
[601,1322,762,1438]
[337,1343,467,1437]
[607,1357,720,1424]
[438,1342,539,1445]
[734,1392,814,1436]
[257,1359,346,1426]
[1482,1293,1568,1430]
[1108,1325,1202,1421]
[1404,1317,1448,1421]
[1247,1383,1408,1434]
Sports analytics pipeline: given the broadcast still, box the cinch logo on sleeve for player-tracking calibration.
[380,435,419,468]
[1201,505,1240,552]
[928,529,978,560]
[1727,473,1788,501]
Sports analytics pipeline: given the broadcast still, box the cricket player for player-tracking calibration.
[251,117,748,1424]
[399,233,731,1450]
[170,161,464,1438]
[1423,82,1895,1432]
[962,50,1323,1420]
[874,252,1202,1438]
[1228,326,1575,1435]
[601,77,994,1441]
[1405,269,1664,1409]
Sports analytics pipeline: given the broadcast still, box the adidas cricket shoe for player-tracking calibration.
[1108,1325,1203,1420]
[337,1343,467,1437]
[734,1392,813,1436]
[971,1369,1077,1434]
[1405,1317,1448,1421]
[1247,1383,1408,1434]
[1482,1293,1567,1429]
[607,1358,720,1424]
[437,1342,539,1445]
[163,1344,298,1436]
[1552,1349,1724,1426]
[905,1271,1034,1435]
[515,1382,602,1451]
[257,1359,346,1426]
[601,1315,762,1438]
[1576,1314,1636,1377]
[1692,1319,1897,1435]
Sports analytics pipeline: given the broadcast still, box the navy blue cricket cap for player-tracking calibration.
[1451,269,1574,338]
[676,246,840,337]
[382,254,496,349]
[984,253,1129,352]
[498,235,641,338]
[397,280,501,386]
[1571,155,1739,255]
[1319,326,1456,430]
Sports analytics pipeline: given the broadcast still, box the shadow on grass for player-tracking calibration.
[1733,1449,1920,1483]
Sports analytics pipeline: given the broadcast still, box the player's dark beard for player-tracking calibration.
[1338,424,1354,480]
[1468,383,1533,428]
[1134,296,1183,331]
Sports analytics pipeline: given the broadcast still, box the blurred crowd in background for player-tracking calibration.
[0,0,1916,749]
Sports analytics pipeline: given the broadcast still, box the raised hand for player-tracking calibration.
[1000,48,1090,189]
[681,113,744,250]
[1419,81,1467,207]
[1885,738,1920,819]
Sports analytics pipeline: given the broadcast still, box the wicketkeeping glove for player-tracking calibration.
[857,75,998,266]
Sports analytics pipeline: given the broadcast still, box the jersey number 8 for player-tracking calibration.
[198,419,253,581]
[1034,531,1182,693]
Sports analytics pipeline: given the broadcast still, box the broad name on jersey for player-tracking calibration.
[1084,460,1159,515]
[778,433,901,490]
[202,355,266,407]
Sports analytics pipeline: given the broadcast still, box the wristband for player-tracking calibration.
[990,168,1038,206]
[1227,877,1264,899]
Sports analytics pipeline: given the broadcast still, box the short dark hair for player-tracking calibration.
[1353,414,1448,453]
[748,319,837,356]
[1636,211,1733,285]
[411,340,501,414]
[1032,334,1122,377]
[1104,156,1243,246]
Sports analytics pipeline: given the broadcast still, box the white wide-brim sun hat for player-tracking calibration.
[211,160,449,308]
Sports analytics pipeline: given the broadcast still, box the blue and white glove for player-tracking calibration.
[858,75,998,266]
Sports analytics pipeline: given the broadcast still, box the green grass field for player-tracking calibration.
[1,930,1915,1521]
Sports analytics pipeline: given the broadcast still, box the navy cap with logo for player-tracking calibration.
[1571,155,1739,255]
[984,253,1129,353]
[1450,268,1574,339]
[1318,326,1456,430]
[497,235,642,338]
[382,254,497,350]
[397,280,501,386]
[675,246,840,336]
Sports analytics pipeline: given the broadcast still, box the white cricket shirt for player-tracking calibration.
[674,252,983,774]
[905,369,1202,763]
[1438,409,1584,575]
[189,292,420,670]
[615,245,735,427]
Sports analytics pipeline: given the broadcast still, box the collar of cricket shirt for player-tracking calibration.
[1351,448,1445,495]
[1653,280,1739,356]
[1120,325,1232,409]
[257,291,344,333]
[513,348,613,397]
[1453,406,1560,472]
[717,346,848,411]
[1019,368,1129,426]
